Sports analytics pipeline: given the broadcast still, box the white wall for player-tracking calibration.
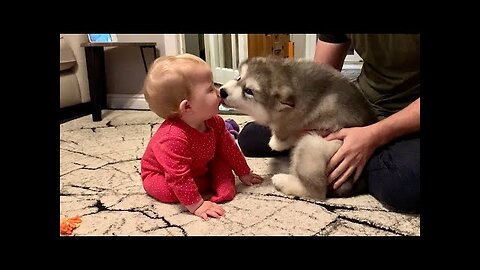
[103,34,183,109]
[291,34,306,60]
[104,34,176,96]
[184,34,200,57]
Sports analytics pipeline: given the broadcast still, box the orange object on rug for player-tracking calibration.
[60,215,82,235]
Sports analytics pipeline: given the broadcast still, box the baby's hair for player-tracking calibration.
[143,53,207,119]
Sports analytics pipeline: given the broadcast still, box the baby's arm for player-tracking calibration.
[185,199,225,221]
[238,173,264,186]
[213,116,264,185]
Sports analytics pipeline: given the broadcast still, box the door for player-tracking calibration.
[204,34,248,84]
[247,34,291,58]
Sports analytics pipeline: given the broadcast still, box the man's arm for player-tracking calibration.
[325,97,420,188]
[369,98,420,148]
[314,36,351,71]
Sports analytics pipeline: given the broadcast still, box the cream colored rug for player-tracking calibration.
[60,110,420,236]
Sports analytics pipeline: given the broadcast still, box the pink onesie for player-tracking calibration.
[141,115,251,207]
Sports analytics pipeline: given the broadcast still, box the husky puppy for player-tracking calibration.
[219,56,377,199]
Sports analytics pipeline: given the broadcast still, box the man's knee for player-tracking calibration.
[238,122,268,156]
[368,138,420,213]
[238,122,289,157]
[370,182,420,213]
[368,159,420,212]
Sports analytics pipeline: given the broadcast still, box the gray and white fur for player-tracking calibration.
[220,56,377,200]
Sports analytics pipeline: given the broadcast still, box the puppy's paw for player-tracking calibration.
[271,173,291,191]
[268,135,291,151]
[271,173,308,197]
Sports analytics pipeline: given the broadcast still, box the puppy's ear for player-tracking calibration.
[276,95,295,111]
[275,86,295,111]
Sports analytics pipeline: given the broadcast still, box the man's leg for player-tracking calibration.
[237,122,290,157]
[365,134,420,213]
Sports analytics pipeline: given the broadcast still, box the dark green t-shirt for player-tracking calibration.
[318,34,420,117]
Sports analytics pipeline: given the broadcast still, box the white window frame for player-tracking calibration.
[343,49,363,69]
[305,34,363,70]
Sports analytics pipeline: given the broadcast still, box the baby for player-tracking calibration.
[141,53,263,220]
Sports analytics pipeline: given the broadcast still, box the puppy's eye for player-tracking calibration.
[243,88,254,96]
[235,76,241,81]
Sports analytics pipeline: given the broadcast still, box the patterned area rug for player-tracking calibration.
[60,110,420,236]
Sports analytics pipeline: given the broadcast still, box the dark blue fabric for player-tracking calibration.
[365,134,420,213]
[237,121,420,213]
[238,121,290,157]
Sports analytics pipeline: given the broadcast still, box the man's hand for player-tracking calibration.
[324,126,380,190]
[324,98,420,190]
[239,172,264,186]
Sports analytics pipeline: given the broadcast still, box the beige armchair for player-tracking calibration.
[60,34,91,111]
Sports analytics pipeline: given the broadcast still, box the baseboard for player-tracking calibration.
[107,94,149,110]
[60,102,92,123]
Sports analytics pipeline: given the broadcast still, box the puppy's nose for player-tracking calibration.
[219,88,228,99]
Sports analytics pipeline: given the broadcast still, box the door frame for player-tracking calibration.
[176,34,361,82]
[177,34,248,84]
[204,34,248,84]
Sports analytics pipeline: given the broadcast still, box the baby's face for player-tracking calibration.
[188,63,221,120]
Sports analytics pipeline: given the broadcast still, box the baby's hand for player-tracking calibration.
[239,172,264,186]
[194,200,225,221]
